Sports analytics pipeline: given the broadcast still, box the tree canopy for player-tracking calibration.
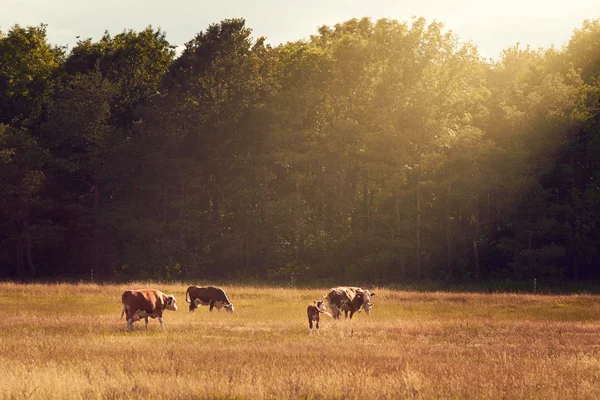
[1,17,599,284]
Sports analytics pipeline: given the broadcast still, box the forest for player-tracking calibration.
[0,17,599,283]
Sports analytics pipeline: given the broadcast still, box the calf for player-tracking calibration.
[185,286,234,312]
[120,289,178,330]
[307,300,332,335]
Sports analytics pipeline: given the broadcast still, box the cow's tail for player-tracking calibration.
[120,303,125,320]
[185,287,191,304]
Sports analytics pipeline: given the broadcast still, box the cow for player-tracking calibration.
[323,287,355,320]
[120,289,178,330]
[344,287,375,319]
[323,286,375,320]
[307,300,332,335]
[185,286,234,313]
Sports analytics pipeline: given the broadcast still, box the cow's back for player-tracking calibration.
[190,286,229,303]
[325,287,354,312]
[122,289,161,313]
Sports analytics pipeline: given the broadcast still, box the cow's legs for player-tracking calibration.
[209,300,215,312]
[308,317,313,335]
[159,316,164,330]
[331,306,339,320]
[127,318,133,331]
[145,317,149,329]
[316,316,320,334]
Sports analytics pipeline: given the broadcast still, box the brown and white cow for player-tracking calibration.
[323,287,355,320]
[307,300,332,335]
[345,287,375,319]
[323,286,375,320]
[120,289,178,330]
[185,286,234,313]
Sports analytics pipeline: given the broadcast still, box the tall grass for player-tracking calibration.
[1,282,600,399]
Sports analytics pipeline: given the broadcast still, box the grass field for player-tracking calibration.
[2,283,600,399]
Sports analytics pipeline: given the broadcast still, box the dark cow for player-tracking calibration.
[120,289,178,330]
[324,286,375,320]
[344,287,375,319]
[307,300,332,335]
[323,287,355,320]
[185,286,234,313]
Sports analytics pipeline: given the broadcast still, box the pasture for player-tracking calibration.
[2,283,600,399]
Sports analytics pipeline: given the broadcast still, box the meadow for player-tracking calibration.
[1,283,600,399]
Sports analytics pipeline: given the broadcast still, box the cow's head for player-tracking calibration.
[361,290,375,315]
[315,300,326,312]
[224,303,234,313]
[165,295,178,311]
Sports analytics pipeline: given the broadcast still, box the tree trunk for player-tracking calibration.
[513,230,522,280]
[568,156,579,280]
[416,172,422,281]
[339,133,344,202]
[396,188,400,228]
[93,167,102,279]
[527,216,533,274]
[294,181,304,264]
[16,235,25,279]
[24,219,35,278]
[263,168,269,223]
[489,192,498,243]
[363,177,369,231]
[245,219,250,270]
[93,167,100,212]
[473,197,480,281]
[296,233,305,262]
[446,181,452,279]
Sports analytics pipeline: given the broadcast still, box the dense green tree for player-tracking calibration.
[40,71,118,278]
[0,24,63,127]
[121,19,276,279]
[0,124,60,278]
[64,27,175,128]
[1,17,599,284]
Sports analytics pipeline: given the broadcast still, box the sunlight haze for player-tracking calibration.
[2,0,600,58]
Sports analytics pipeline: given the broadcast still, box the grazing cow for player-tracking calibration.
[324,286,375,320]
[323,287,355,320]
[307,300,332,335]
[344,287,375,319]
[120,289,178,330]
[185,286,234,313]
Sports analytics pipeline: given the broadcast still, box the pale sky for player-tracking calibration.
[2,0,600,59]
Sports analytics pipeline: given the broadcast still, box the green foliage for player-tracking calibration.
[64,27,175,128]
[0,24,63,127]
[1,17,600,284]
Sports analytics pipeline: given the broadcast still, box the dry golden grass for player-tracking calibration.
[2,283,600,399]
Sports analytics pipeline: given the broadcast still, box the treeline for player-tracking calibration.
[1,17,599,283]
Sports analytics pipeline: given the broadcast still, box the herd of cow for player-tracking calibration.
[120,285,375,335]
